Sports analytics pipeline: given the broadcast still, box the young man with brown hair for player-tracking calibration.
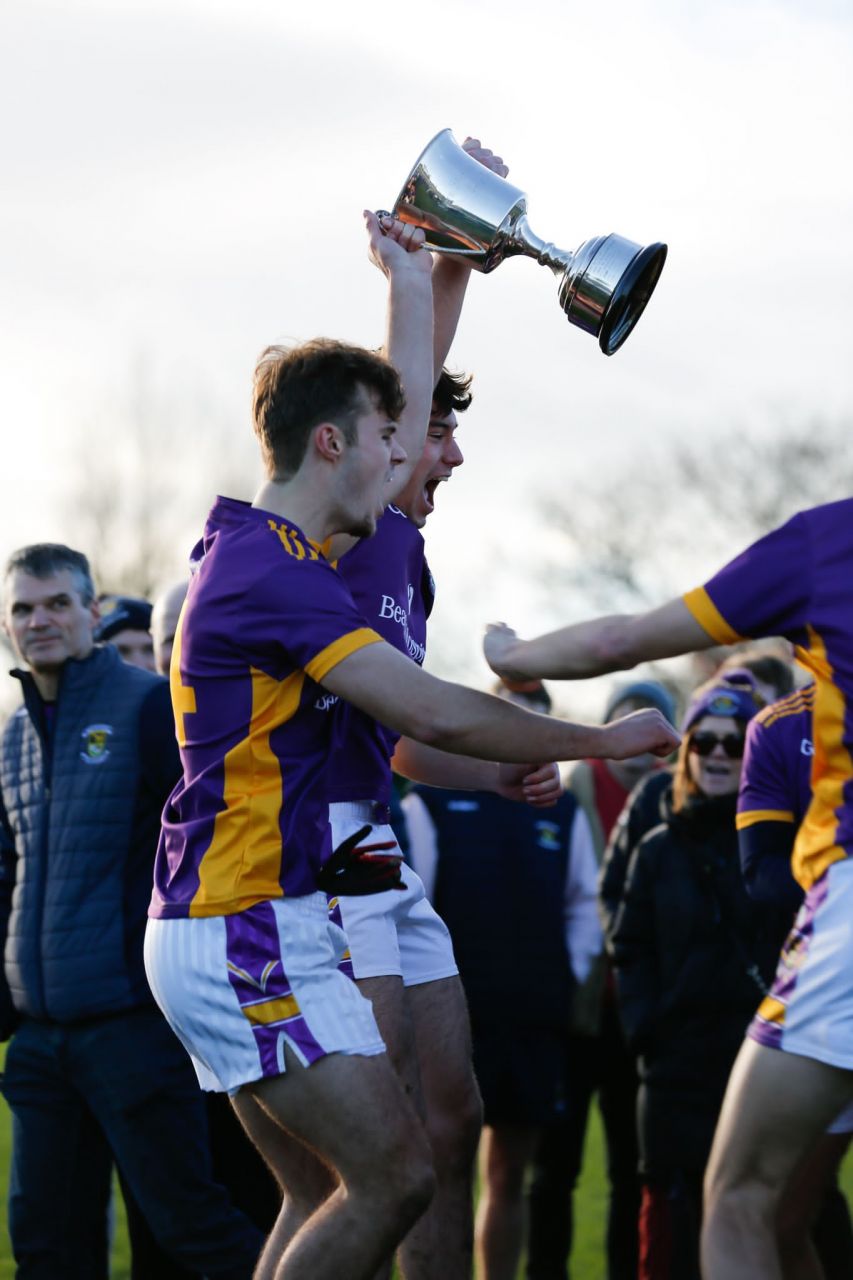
[143,214,678,1280]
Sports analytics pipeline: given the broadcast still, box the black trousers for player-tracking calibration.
[526,1001,640,1280]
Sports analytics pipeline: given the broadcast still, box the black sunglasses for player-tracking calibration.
[689,731,745,759]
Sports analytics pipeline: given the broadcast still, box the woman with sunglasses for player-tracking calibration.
[609,678,775,1280]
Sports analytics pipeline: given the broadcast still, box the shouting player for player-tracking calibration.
[322,141,572,1279]
[144,218,679,1280]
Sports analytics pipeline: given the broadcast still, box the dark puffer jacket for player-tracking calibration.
[610,793,778,1178]
[0,645,180,1030]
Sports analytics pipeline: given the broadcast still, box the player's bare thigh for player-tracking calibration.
[702,1038,853,1277]
[357,974,424,1107]
[235,1042,432,1196]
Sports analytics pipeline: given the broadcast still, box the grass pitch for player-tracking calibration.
[1,1047,851,1279]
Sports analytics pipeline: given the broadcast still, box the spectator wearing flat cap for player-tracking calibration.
[94,595,156,672]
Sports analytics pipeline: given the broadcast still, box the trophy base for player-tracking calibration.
[559,236,668,355]
[598,242,668,355]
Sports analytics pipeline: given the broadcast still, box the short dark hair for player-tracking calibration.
[4,544,96,605]
[432,367,473,418]
[252,339,406,479]
[720,651,795,700]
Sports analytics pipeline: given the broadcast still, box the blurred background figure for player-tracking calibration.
[526,679,676,1280]
[600,651,796,945]
[150,580,188,676]
[610,677,771,1280]
[94,595,156,672]
[403,678,603,1280]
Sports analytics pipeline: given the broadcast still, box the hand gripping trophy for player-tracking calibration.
[386,129,667,355]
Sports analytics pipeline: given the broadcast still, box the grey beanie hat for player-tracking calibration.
[603,679,677,726]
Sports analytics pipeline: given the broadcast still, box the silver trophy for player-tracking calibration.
[387,129,667,355]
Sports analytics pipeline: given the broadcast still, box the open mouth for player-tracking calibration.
[424,474,450,512]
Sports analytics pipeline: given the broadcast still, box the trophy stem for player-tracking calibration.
[499,214,574,278]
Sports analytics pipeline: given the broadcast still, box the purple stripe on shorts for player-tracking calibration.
[327,896,355,982]
[225,902,326,1069]
[747,872,831,1051]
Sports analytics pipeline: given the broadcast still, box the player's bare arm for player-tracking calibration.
[391,736,562,808]
[364,210,434,501]
[321,640,680,763]
[483,598,716,682]
[431,138,509,377]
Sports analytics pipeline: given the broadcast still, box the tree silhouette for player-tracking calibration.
[56,357,260,598]
[538,418,853,615]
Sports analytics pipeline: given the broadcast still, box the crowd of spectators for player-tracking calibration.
[399,649,853,1280]
[1,546,848,1278]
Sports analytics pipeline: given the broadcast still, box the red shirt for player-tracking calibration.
[589,757,631,840]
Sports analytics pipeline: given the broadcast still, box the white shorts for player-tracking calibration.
[144,893,385,1095]
[749,858,853,1071]
[329,801,458,987]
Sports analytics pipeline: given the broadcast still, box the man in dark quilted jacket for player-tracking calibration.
[0,542,262,1279]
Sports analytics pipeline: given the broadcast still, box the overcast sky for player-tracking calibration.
[1,0,851,707]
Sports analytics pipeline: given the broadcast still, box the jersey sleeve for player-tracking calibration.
[682,512,812,645]
[736,714,797,830]
[252,557,383,680]
[736,712,803,913]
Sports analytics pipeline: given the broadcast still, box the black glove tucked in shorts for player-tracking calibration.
[316,824,405,896]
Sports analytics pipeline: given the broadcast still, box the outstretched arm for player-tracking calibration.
[392,736,562,808]
[321,639,680,765]
[483,598,715,682]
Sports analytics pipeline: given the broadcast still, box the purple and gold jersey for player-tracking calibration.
[149,497,382,919]
[328,505,434,804]
[684,498,853,890]
[737,685,815,833]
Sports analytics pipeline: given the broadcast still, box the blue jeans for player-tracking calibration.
[2,1008,264,1280]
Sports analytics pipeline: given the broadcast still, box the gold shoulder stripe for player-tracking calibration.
[682,587,743,646]
[736,809,796,830]
[761,691,814,727]
[304,628,383,684]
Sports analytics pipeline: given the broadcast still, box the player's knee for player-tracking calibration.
[706,1177,775,1237]
[398,1146,437,1225]
[367,1128,435,1231]
[427,1072,483,1171]
[284,1162,337,1218]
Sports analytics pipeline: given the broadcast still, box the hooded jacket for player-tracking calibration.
[610,793,778,1175]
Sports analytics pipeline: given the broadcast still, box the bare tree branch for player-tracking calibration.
[538,418,853,616]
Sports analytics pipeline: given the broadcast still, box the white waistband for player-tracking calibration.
[329,800,389,823]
